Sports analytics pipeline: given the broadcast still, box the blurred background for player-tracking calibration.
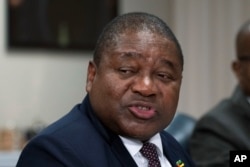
[1,0,250,155]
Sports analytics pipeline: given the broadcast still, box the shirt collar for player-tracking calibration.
[119,133,163,157]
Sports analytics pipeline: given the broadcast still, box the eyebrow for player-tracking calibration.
[238,56,250,61]
[122,52,178,67]
[118,51,182,71]
[162,58,176,68]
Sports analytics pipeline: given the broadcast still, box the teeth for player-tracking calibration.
[137,106,150,110]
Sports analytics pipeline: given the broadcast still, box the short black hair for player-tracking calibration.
[236,19,250,48]
[93,12,183,70]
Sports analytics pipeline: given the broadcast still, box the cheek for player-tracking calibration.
[94,73,130,101]
[242,69,250,87]
[105,77,123,97]
[162,82,181,101]
[238,67,250,82]
[246,67,250,79]
[160,83,181,114]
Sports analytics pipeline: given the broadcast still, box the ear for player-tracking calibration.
[86,61,97,92]
[232,60,241,79]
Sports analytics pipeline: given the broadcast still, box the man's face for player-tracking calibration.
[86,31,183,141]
[234,32,250,96]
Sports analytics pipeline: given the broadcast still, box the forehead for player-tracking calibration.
[118,29,170,44]
[113,31,178,55]
[102,31,182,70]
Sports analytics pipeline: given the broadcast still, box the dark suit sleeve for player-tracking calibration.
[189,116,233,167]
[16,135,85,167]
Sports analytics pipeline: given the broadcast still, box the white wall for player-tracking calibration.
[0,0,169,128]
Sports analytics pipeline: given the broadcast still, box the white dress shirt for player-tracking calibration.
[120,133,172,167]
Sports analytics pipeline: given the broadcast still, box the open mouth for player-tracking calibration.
[128,104,156,119]
[137,105,151,111]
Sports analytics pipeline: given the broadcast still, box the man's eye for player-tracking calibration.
[117,68,137,77]
[120,69,131,74]
[157,72,174,81]
[119,68,134,74]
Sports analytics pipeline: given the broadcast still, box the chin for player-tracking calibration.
[123,129,157,141]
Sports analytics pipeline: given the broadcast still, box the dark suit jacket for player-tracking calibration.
[189,86,250,167]
[17,95,195,167]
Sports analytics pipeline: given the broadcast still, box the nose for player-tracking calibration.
[131,76,156,97]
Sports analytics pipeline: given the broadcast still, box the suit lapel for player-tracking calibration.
[109,134,138,167]
[161,132,182,167]
[162,141,176,166]
[83,96,138,167]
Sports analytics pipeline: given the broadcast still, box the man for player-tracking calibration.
[189,20,250,167]
[17,12,195,167]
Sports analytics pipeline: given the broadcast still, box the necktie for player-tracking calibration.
[140,142,161,167]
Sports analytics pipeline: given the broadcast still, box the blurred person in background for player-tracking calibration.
[189,20,250,167]
[16,12,195,167]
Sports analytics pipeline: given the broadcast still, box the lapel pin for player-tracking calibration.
[176,159,185,167]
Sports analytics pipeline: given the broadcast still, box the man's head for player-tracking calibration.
[86,12,183,141]
[232,20,250,96]
[93,12,183,68]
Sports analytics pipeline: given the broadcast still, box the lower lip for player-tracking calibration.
[128,106,156,119]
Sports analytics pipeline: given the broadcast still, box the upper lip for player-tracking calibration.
[127,100,157,119]
[128,100,155,110]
